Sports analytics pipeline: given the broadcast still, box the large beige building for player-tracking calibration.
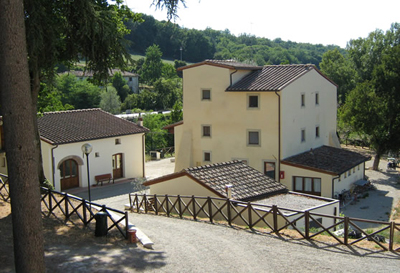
[172,60,369,198]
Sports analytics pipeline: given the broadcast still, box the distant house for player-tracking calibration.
[170,60,370,198]
[0,109,149,191]
[62,69,140,94]
[38,108,149,191]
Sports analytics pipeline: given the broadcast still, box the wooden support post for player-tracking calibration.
[305,210,310,239]
[154,194,158,215]
[273,205,278,233]
[227,198,231,226]
[208,197,213,223]
[144,193,148,214]
[192,195,196,221]
[166,194,170,217]
[248,202,253,229]
[64,193,69,221]
[178,195,182,218]
[83,199,87,226]
[389,221,395,251]
[125,211,129,239]
[344,217,349,245]
[135,194,139,213]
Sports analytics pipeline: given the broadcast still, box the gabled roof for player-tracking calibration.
[162,120,183,130]
[38,109,149,145]
[281,145,371,175]
[144,160,288,201]
[177,59,262,71]
[226,64,337,91]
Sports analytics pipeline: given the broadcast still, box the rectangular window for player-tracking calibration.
[293,176,321,196]
[315,126,320,138]
[95,152,100,158]
[115,138,121,145]
[301,129,306,142]
[315,92,319,105]
[129,77,133,81]
[264,162,276,179]
[204,152,211,162]
[202,89,211,100]
[301,93,305,107]
[248,94,259,109]
[248,130,260,146]
[202,125,211,137]
[348,170,351,176]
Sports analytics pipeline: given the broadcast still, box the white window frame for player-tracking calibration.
[247,130,261,146]
[247,94,260,109]
[201,89,211,101]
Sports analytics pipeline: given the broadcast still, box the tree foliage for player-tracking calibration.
[141,44,163,84]
[100,86,121,114]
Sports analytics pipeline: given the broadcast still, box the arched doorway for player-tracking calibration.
[112,153,123,179]
[59,159,79,190]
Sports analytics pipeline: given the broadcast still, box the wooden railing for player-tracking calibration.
[41,187,129,239]
[129,193,400,252]
[0,173,10,201]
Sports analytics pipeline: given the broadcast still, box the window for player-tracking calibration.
[115,138,121,145]
[95,152,100,158]
[301,93,305,107]
[264,162,276,179]
[301,129,306,142]
[248,130,260,146]
[202,89,211,100]
[129,77,133,82]
[358,165,360,171]
[204,151,211,162]
[248,94,259,109]
[344,172,347,178]
[202,125,211,137]
[294,176,321,196]
[348,170,351,176]
[353,168,355,173]
[315,126,320,138]
[315,92,319,105]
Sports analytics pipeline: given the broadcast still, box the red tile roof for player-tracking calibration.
[177,59,262,71]
[227,64,337,91]
[38,109,149,145]
[281,145,371,175]
[144,160,288,201]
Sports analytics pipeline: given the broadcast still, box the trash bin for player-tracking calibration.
[127,228,137,243]
[94,211,108,237]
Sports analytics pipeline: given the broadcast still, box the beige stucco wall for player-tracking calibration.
[280,164,335,198]
[333,163,365,196]
[177,65,279,174]
[43,133,145,191]
[280,69,338,159]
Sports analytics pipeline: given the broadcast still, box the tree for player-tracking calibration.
[100,86,122,114]
[141,44,163,84]
[111,72,130,102]
[0,0,45,271]
[340,23,400,170]
[143,114,168,151]
[320,49,357,104]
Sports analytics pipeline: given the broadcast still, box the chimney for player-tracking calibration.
[137,116,143,127]
[225,184,233,199]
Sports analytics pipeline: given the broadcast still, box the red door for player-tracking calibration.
[60,159,79,190]
[112,153,123,179]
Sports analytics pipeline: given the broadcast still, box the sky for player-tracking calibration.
[125,0,400,48]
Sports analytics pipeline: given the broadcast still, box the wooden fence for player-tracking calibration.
[129,193,400,252]
[41,188,129,239]
[0,177,128,239]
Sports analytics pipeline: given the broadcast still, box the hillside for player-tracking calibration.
[124,14,346,67]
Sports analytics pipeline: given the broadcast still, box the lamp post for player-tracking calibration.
[81,143,93,203]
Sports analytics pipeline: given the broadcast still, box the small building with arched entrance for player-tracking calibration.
[38,108,148,191]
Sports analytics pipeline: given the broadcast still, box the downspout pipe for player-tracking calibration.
[274,91,281,183]
[229,69,238,87]
[51,144,59,188]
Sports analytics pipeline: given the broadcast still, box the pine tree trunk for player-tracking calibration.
[373,152,381,171]
[0,0,45,272]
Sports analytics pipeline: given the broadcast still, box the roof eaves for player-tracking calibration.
[280,160,339,176]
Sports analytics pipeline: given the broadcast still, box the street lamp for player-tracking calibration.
[81,143,93,203]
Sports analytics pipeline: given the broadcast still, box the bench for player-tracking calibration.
[95,173,114,186]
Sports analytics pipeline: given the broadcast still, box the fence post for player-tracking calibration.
[48,188,52,215]
[144,193,148,214]
[192,195,196,221]
[227,198,231,226]
[178,195,182,219]
[135,194,139,213]
[125,211,129,239]
[344,217,349,245]
[83,199,87,226]
[389,221,394,251]
[64,193,69,221]
[166,194,170,217]
[154,194,158,215]
[273,205,278,233]
[248,202,253,229]
[208,197,213,223]
[305,210,310,239]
